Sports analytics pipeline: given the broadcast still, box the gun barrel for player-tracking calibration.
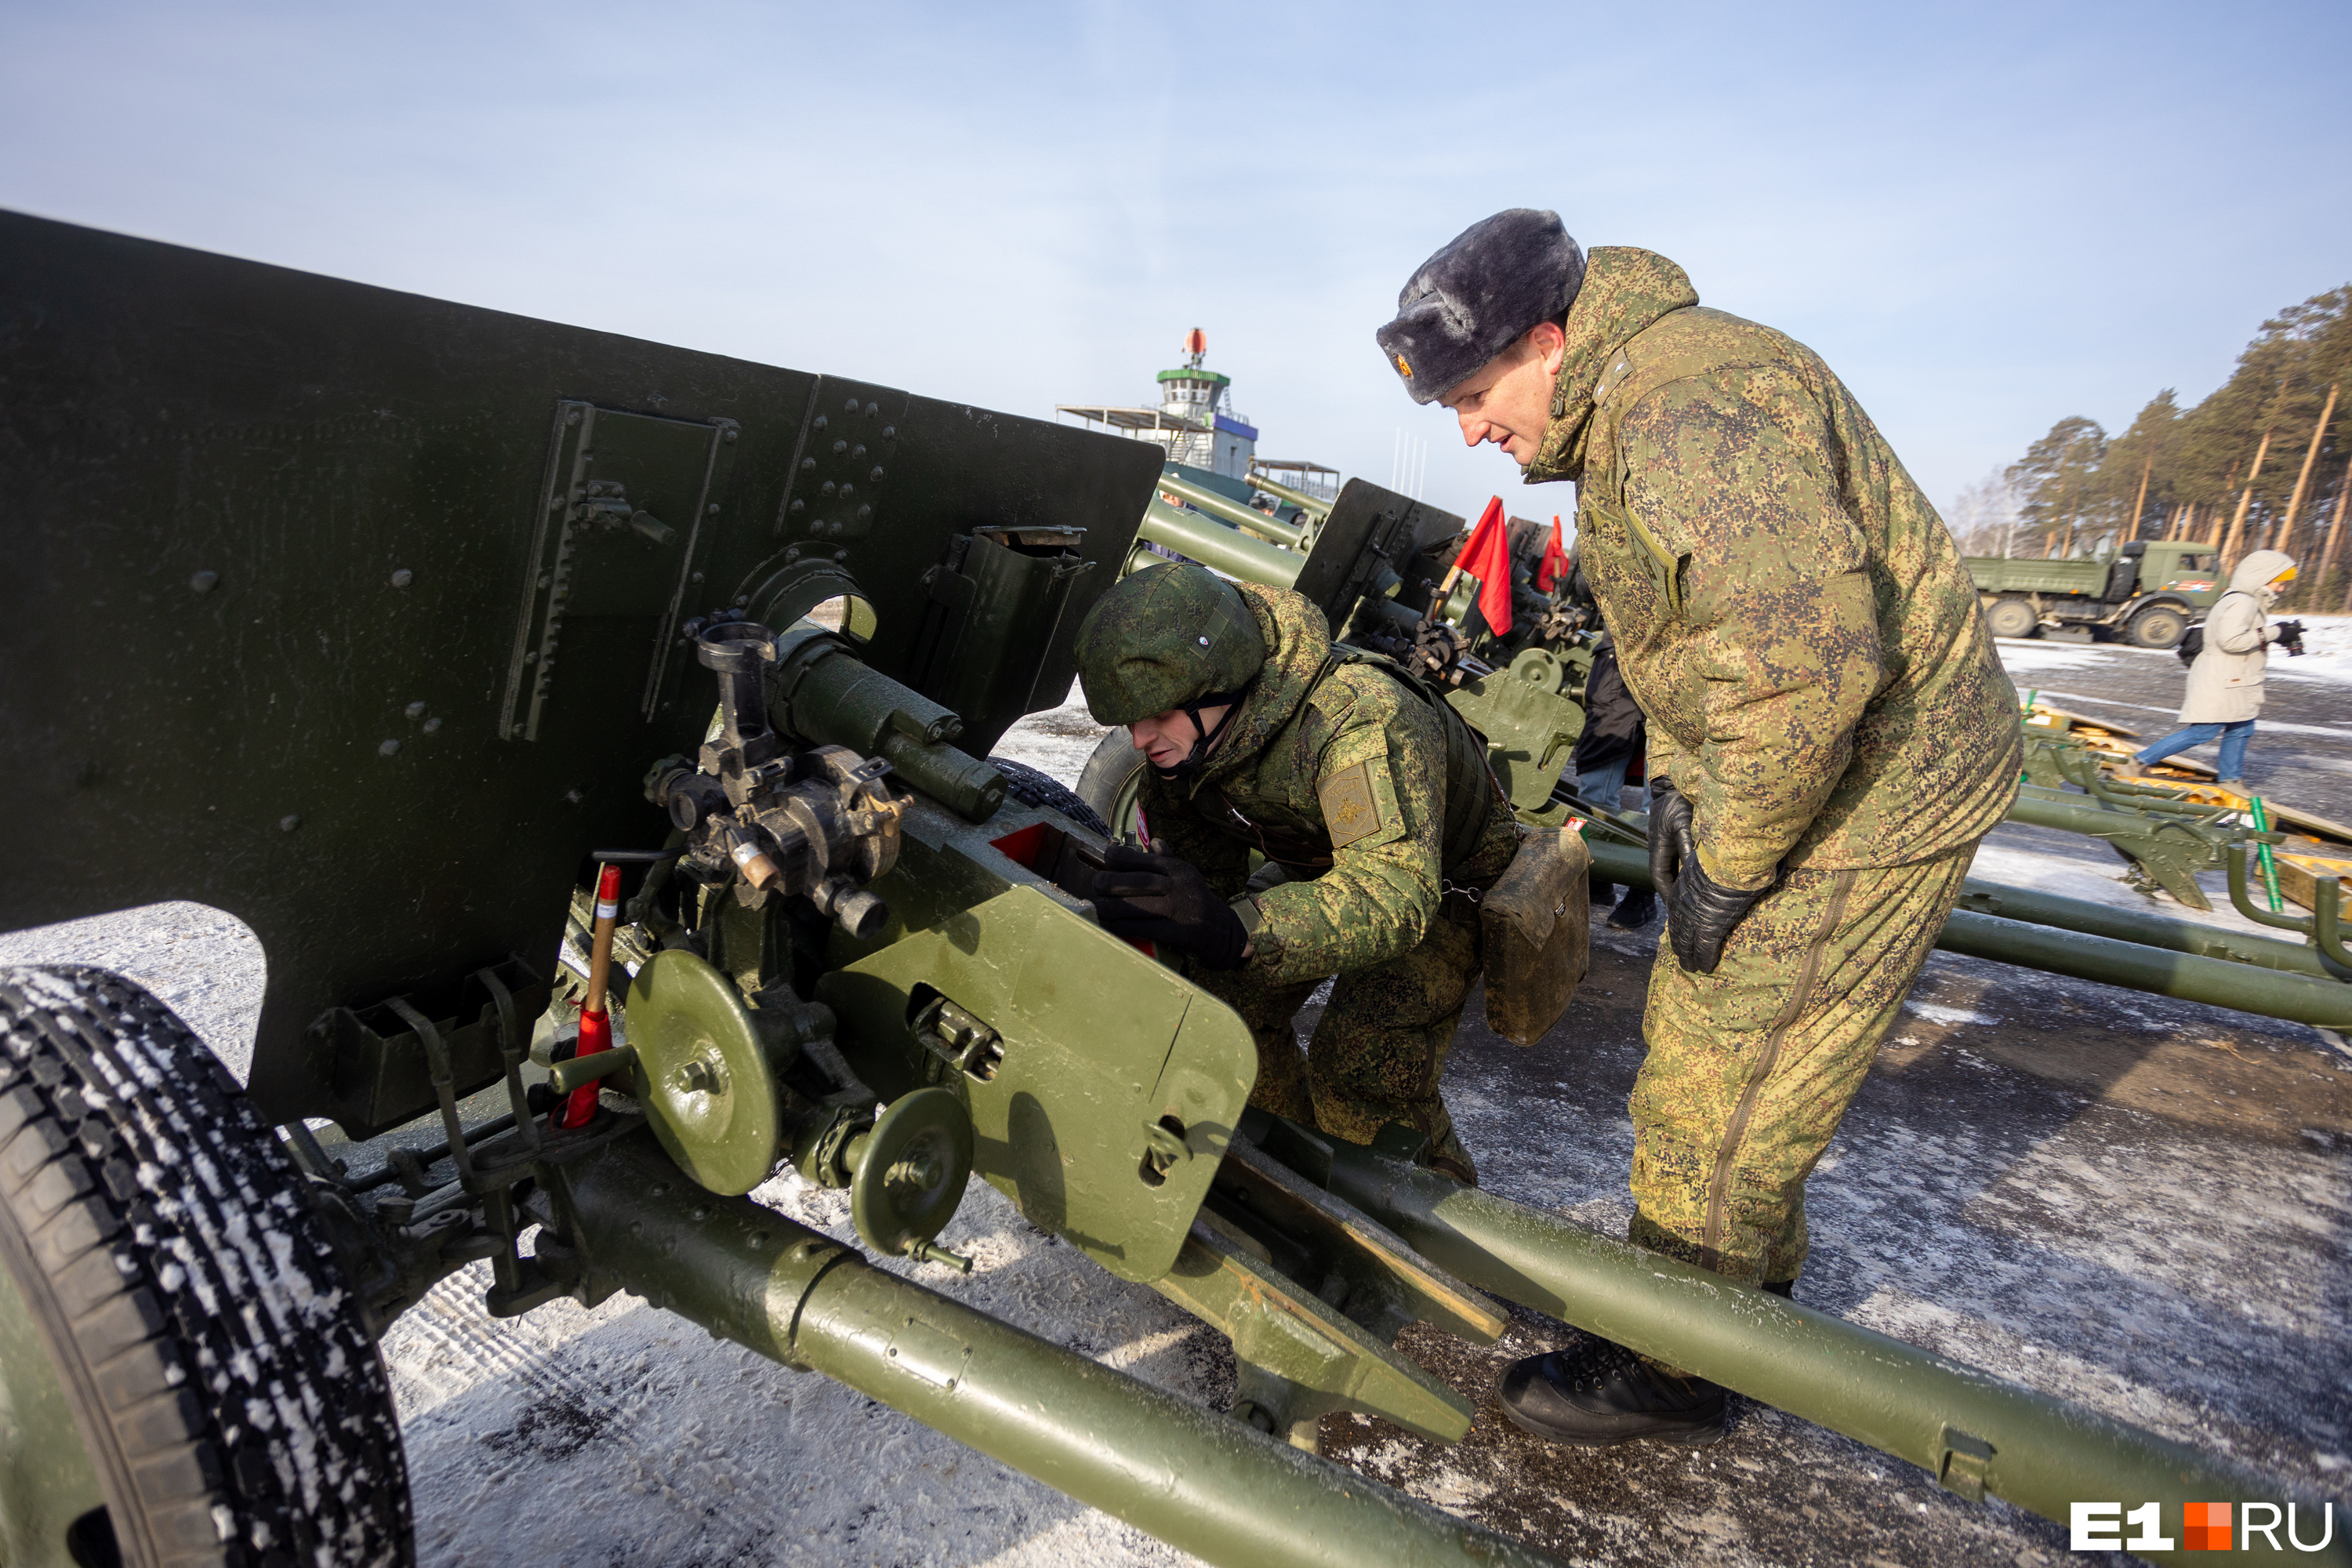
[1243,470,1334,520]
[1156,470,1305,549]
[1320,1142,2347,1567]
[1586,837,2352,1028]
[769,628,1008,822]
[1136,498,1305,590]
[557,1134,1556,1568]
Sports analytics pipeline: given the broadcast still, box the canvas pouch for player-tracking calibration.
[1479,827,1591,1047]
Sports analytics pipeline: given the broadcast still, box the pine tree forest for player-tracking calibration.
[1947,284,2352,612]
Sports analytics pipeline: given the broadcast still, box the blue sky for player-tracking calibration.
[4,1,2347,528]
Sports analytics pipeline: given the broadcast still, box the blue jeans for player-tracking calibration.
[1577,756,1638,811]
[2136,720,2255,780]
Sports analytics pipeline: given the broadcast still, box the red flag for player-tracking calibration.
[1537,515,1570,593]
[1452,496,1513,637]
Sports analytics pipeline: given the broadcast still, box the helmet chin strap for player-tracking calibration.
[1152,688,1250,782]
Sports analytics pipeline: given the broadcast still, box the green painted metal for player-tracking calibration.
[1242,470,1334,519]
[767,625,1007,821]
[1149,1215,1475,1447]
[1587,838,2352,1028]
[557,1133,1556,1568]
[1315,1142,2348,1568]
[622,949,779,1196]
[1442,673,1581,814]
[2006,789,2230,909]
[1138,497,1306,586]
[821,862,1257,1284]
[1157,470,1307,548]
[1956,875,2348,981]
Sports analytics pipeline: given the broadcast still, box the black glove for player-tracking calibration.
[1093,844,1250,971]
[2274,619,2306,655]
[1665,819,1770,975]
[1647,778,1693,906]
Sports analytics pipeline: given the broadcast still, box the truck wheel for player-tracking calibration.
[1075,730,1149,841]
[0,967,412,1568]
[989,756,1112,837]
[1984,597,2038,639]
[2125,605,2187,649]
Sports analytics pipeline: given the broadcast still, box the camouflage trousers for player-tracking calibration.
[1628,839,1977,1287]
[1189,904,1483,1185]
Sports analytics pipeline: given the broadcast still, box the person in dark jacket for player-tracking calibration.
[1571,629,1656,928]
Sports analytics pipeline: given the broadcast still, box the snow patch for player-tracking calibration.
[1903,1000,1996,1028]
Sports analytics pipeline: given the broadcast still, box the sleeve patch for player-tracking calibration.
[1319,760,1385,850]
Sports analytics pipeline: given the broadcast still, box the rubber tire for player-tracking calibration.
[2125,604,2187,649]
[0,967,412,1568]
[989,756,1112,838]
[1984,597,2038,639]
[1073,730,1149,841]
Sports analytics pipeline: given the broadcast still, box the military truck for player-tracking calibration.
[1968,539,2220,647]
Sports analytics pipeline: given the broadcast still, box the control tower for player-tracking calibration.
[1056,328,1259,481]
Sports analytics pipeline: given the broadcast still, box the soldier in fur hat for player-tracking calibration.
[1378,209,2022,1446]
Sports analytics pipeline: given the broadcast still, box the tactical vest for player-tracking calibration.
[1201,645,1500,878]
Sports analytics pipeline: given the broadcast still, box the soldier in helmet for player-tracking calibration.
[1377,209,2021,1445]
[1072,562,1520,1185]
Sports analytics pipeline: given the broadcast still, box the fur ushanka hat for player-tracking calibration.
[1375,209,1587,405]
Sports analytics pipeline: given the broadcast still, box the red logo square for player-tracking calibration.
[2183,1501,2231,1551]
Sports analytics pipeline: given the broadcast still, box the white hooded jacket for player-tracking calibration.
[2178,548,2293,724]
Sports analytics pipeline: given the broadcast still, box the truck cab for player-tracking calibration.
[1969,539,2220,648]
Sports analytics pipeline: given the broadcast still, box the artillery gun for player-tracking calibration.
[1,212,2343,1568]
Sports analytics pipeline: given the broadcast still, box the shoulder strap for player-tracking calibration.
[1318,647,1498,873]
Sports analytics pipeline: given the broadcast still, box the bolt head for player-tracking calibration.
[405,701,427,720]
[279,814,301,832]
[390,568,414,588]
[189,569,220,594]
[378,739,401,757]
[423,717,443,734]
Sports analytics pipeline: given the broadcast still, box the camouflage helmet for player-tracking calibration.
[1073,563,1266,726]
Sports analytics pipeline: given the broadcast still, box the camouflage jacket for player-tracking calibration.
[1139,583,1518,985]
[1526,248,2020,887]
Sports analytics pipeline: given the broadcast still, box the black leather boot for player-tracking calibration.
[1496,1334,1726,1446]
[1607,885,1657,929]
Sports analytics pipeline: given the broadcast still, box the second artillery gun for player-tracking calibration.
[0,212,2341,1568]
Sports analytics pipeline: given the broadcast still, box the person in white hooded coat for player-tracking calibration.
[2124,548,2300,789]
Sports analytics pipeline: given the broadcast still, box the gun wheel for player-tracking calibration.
[0,967,412,1568]
[1072,733,1148,841]
[991,756,1113,838]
